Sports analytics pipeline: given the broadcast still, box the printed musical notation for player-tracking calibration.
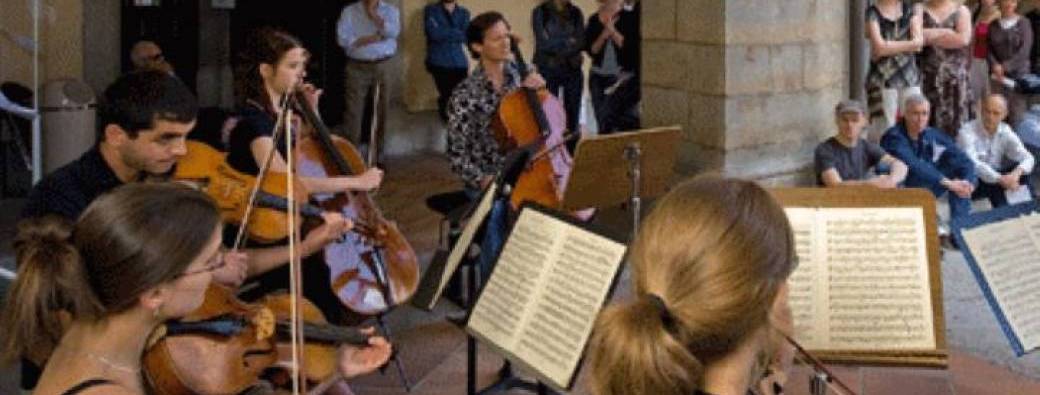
[785,208,936,351]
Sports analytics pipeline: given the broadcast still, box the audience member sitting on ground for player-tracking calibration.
[957,93,1035,207]
[815,99,908,188]
[882,94,976,224]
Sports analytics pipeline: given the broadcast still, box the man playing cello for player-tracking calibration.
[445,11,549,276]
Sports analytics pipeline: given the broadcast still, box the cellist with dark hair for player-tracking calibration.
[445,11,551,276]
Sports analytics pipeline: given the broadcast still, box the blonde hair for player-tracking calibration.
[586,176,796,395]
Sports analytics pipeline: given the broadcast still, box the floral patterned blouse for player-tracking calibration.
[445,63,521,189]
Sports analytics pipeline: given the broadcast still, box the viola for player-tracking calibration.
[174,140,332,244]
[143,284,370,395]
[291,93,419,317]
[492,41,576,212]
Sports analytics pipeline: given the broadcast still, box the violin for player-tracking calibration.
[291,92,419,317]
[777,332,856,395]
[143,284,370,395]
[492,41,576,212]
[175,140,334,244]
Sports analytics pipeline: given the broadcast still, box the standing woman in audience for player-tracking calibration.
[585,0,639,134]
[586,176,797,395]
[0,184,224,395]
[866,0,925,142]
[971,0,1000,105]
[987,0,1033,125]
[532,0,585,138]
[920,0,974,137]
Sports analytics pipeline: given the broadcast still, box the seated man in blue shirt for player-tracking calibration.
[882,94,977,222]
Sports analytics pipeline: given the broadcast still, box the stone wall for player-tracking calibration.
[0,0,84,90]
[642,0,849,185]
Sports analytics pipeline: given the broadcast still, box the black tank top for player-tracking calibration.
[60,378,115,395]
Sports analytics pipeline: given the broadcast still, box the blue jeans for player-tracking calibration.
[903,152,976,221]
[466,188,509,280]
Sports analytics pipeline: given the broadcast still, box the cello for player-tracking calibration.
[492,40,578,212]
[292,92,419,317]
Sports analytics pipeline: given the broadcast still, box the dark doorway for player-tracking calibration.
[120,0,200,92]
[230,0,352,127]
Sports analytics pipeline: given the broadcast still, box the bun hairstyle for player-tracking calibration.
[233,27,306,112]
[586,176,797,395]
[0,183,221,365]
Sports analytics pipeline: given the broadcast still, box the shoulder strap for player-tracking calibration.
[60,379,116,395]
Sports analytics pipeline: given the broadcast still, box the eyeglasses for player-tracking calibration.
[177,247,227,278]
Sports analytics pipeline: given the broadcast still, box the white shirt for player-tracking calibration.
[336,1,400,61]
[957,119,1035,183]
[1000,16,1021,30]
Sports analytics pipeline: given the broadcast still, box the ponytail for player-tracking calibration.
[0,217,102,365]
[586,296,703,395]
[0,183,222,367]
[585,176,797,395]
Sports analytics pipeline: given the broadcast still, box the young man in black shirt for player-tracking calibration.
[16,70,237,391]
[17,70,359,392]
[814,99,908,187]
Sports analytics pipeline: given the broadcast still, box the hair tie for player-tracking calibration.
[646,293,677,332]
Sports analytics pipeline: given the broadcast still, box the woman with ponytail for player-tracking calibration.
[586,176,797,395]
[0,183,225,395]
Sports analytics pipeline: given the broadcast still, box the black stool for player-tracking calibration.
[425,190,477,307]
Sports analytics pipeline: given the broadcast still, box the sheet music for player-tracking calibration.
[785,208,936,351]
[1005,186,1033,205]
[432,183,498,307]
[467,209,626,389]
[784,208,825,346]
[961,213,1040,352]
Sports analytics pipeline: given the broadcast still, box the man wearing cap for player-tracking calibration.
[882,93,977,223]
[957,93,1035,208]
[815,99,908,188]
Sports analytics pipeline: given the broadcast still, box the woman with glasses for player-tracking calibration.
[585,176,797,395]
[0,184,229,394]
[0,183,390,394]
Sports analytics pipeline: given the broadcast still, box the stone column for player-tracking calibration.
[642,0,849,185]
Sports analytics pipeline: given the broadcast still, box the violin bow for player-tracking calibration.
[781,333,858,395]
[284,101,309,395]
[232,93,295,252]
[367,83,381,168]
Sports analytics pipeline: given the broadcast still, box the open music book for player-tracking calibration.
[773,188,947,367]
[466,205,627,390]
[953,202,1040,356]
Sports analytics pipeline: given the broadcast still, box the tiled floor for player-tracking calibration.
[3,152,1040,394]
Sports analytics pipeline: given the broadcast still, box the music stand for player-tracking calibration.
[563,126,682,239]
